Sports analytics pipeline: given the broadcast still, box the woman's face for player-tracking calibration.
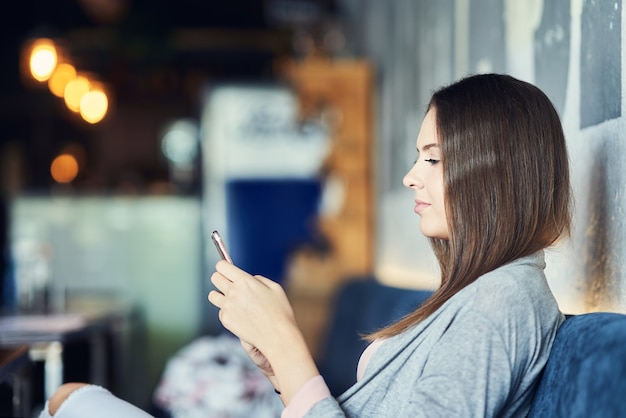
[403,108,449,240]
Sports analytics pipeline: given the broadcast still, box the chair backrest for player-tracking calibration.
[317,278,433,396]
[528,312,626,418]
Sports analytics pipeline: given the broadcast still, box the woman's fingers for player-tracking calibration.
[208,261,295,347]
[215,259,249,280]
[208,265,255,314]
[210,270,231,294]
[207,289,224,307]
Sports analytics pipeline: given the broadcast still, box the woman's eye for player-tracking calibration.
[424,158,440,165]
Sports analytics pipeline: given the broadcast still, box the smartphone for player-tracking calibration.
[211,230,233,263]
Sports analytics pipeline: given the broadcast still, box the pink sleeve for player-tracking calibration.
[281,375,332,418]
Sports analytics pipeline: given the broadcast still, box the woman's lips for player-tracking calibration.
[414,200,431,214]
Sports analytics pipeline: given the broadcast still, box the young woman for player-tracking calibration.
[41,73,572,418]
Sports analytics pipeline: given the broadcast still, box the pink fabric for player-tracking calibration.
[281,375,331,418]
[281,339,386,418]
[357,338,385,381]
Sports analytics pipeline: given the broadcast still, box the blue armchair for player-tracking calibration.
[317,278,432,396]
[528,312,626,418]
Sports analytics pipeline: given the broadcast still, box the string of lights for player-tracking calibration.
[23,37,110,125]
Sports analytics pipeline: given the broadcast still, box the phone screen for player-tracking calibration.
[211,230,233,263]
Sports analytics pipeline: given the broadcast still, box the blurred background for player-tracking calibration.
[2,0,626,416]
[0,0,379,413]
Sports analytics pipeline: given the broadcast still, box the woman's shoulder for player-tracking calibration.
[467,251,561,319]
[476,251,549,293]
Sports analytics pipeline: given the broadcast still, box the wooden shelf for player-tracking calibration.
[279,57,375,358]
[280,57,375,280]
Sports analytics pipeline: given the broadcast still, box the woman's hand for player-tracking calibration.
[208,261,298,354]
[240,340,282,394]
[207,260,320,402]
[240,340,274,377]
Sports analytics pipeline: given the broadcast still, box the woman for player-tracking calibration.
[41,73,572,418]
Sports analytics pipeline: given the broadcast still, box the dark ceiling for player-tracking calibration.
[0,0,341,191]
[1,0,338,101]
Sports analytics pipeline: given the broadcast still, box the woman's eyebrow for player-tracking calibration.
[419,143,440,152]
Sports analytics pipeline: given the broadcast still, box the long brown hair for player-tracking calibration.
[368,73,572,340]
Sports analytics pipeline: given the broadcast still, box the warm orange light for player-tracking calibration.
[22,37,115,122]
[50,154,79,183]
[80,88,108,124]
[64,75,90,112]
[48,63,77,97]
[29,39,58,82]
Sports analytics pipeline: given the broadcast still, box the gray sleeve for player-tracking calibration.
[405,312,514,416]
[304,313,514,418]
[304,396,348,417]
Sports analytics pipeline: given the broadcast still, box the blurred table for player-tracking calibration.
[0,295,140,412]
[0,345,31,417]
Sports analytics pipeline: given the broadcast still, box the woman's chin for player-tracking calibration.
[419,223,449,240]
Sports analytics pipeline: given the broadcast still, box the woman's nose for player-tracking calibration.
[402,172,412,188]
[403,165,423,189]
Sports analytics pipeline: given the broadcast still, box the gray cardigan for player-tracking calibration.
[306,251,564,418]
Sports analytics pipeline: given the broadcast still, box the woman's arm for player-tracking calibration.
[208,260,321,404]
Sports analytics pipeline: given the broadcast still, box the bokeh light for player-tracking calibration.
[50,154,79,183]
[48,63,77,98]
[64,75,91,112]
[161,119,199,166]
[29,38,58,82]
[80,87,109,124]
[21,36,113,124]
